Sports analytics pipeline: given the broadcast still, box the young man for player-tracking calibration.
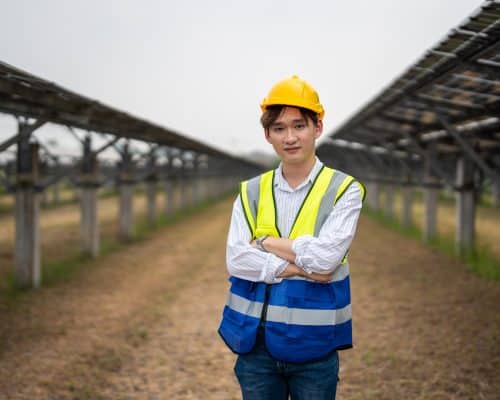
[219,75,365,399]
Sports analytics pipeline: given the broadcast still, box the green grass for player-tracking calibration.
[363,205,500,282]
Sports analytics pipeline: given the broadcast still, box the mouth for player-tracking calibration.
[283,147,301,153]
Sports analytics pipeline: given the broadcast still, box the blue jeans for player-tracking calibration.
[234,341,339,400]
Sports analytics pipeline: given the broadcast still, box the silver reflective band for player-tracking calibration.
[287,263,350,282]
[226,292,264,319]
[266,304,352,326]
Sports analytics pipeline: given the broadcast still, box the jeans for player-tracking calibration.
[234,341,339,400]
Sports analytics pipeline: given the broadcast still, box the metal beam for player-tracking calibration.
[437,113,500,184]
[93,136,120,155]
[0,133,20,153]
[402,131,453,186]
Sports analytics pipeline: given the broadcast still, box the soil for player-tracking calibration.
[0,197,499,399]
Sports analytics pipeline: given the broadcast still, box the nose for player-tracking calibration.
[284,127,297,143]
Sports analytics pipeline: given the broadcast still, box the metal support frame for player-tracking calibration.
[455,156,476,254]
[436,113,500,185]
[145,147,158,225]
[402,131,453,187]
[79,135,100,257]
[117,141,135,241]
[423,142,439,242]
[14,119,45,288]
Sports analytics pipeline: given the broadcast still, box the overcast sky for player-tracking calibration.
[0,0,484,160]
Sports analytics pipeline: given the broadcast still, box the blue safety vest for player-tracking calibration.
[218,166,365,363]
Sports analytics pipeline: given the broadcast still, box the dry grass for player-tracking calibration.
[0,197,499,399]
[380,188,500,260]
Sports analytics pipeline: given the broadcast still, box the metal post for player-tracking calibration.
[385,183,395,218]
[401,183,413,228]
[146,150,158,225]
[15,137,41,288]
[118,143,134,241]
[492,181,499,207]
[80,135,100,257]
[423,144,439,242]
[371,182,380,210]
[455,156,476,254]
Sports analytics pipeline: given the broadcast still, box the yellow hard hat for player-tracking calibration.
[260,75,324,120]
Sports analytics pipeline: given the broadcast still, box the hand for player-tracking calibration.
[308,271,334,283]
[277,264,304,278]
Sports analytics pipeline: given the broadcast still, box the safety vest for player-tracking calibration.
[218,165,365,363]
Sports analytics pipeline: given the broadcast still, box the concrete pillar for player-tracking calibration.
[455,156,476,254]
[52,181,60,204]
[146,181,157,225]
[181,177,190,208]
[164,178,175,216]
[145,150,158,225]
[423,149,439,242]
[41,189,49,207]
[79,137,100,257]
[119,184,134,240]
[492,181,499,207]
[401,184,413,228]
[369,182,380,210]
[385,184,395,219]
[15,141,41,288]
[81,187,99,257]
[118,143,134,241]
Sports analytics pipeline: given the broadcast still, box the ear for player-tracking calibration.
[314,120,323,139]
[264,129,272,144]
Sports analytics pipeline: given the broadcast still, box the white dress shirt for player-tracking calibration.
[226,158,363,284]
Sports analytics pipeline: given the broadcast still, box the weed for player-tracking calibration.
[363,205,500,281]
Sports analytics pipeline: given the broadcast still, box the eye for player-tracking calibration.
[272,126,284,133]
[295,123,306,130]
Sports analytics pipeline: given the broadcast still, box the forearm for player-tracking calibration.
[227,240,288,283]
[226,198,288,283]
[260,237,295,263]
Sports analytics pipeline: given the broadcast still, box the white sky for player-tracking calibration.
[0,0,484,160]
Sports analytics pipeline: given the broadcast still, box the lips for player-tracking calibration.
[284,147,301,152]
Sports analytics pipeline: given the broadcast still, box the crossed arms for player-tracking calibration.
[226,183,363,284]
[250,237,334,283]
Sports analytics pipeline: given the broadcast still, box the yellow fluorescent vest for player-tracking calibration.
[218,165,366,363]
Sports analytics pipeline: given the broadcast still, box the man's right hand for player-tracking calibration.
[278,264,334,283]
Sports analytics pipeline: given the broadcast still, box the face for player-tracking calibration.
[265,107,323,166]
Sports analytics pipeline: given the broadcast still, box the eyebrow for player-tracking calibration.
[271,118,306,126]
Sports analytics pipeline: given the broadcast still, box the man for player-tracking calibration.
[219,75,365,399]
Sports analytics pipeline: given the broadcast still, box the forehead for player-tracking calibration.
[274,107,304,123]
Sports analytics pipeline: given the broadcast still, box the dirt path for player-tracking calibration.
[0,198,499,399]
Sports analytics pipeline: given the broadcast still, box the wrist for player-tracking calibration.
[256,235,269,252]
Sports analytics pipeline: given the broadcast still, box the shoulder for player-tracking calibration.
[323,166,365,203]
[240,169,275,189]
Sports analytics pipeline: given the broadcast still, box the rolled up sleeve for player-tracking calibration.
[226,198,288,283]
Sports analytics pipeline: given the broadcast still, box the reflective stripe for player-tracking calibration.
[240,181,256,236]
[285,262,349,282]
[246,175,261,224]
[334,176,355,205]
[314,170,348,236]
[357,181,366,202]
[226,292,263,319]
[266,303,352,326]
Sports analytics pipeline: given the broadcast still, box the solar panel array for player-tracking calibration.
[318,0,500,186]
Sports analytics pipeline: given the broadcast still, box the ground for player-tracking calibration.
[0,196,499,399]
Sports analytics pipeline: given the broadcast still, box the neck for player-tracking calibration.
[281,156,316,189]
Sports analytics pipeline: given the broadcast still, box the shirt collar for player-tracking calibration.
[275,157,324,192]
